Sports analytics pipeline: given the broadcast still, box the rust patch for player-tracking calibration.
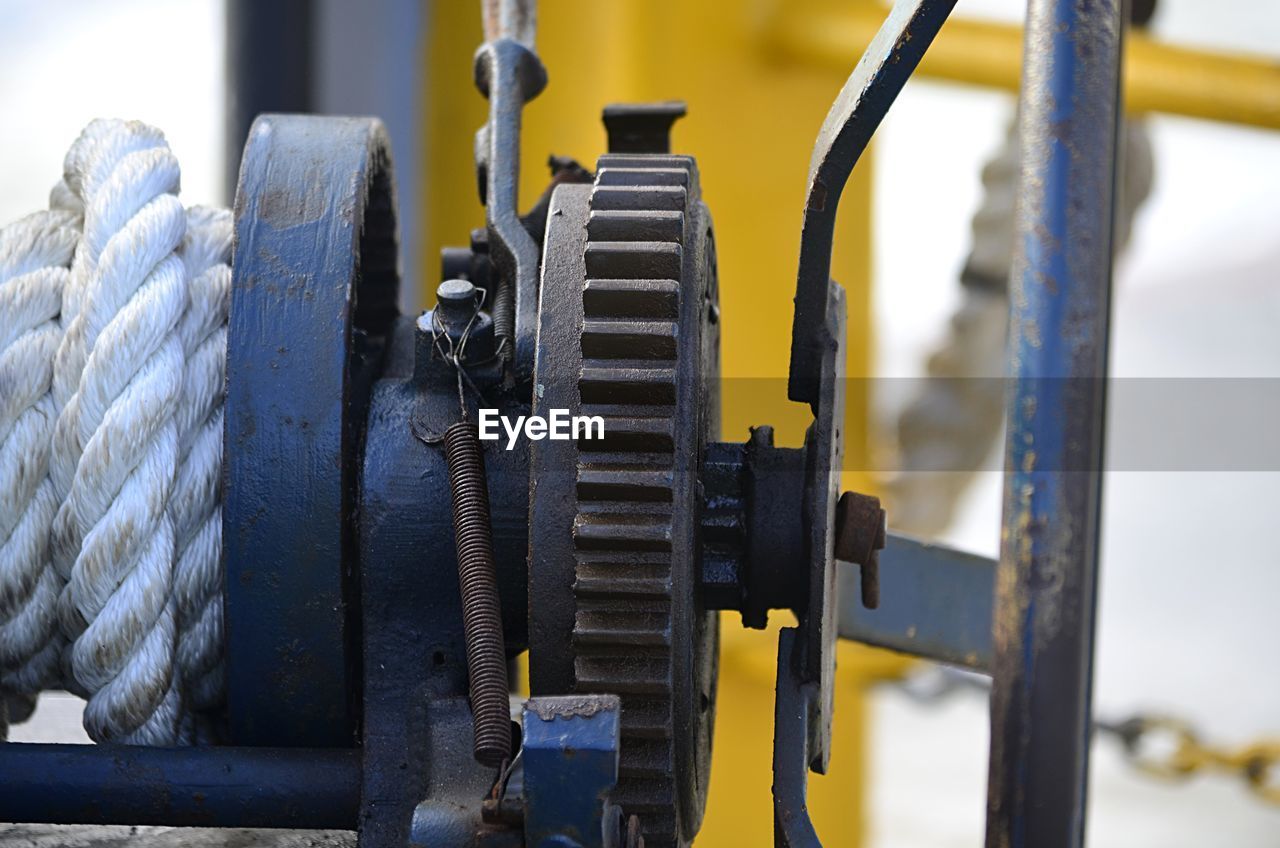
[807,179,828,212]
[526,694,620,721]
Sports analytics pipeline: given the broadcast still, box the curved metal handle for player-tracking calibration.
[772,3,958,844]
[787,0,958,407]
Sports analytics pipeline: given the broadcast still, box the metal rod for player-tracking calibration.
[984,0,1123,845]
[770,6,1280,131]
[0,744,360,829]
[482,0,537,48]
[224,0,314,204]
[838,534,994,672]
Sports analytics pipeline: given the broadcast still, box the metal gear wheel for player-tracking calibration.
[528,152,720,847]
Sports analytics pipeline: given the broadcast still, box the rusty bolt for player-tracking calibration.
[834,491,886,610]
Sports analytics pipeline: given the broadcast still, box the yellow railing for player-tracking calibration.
[769,5,1280,130]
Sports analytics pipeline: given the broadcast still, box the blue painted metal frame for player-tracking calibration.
[0,744,359,829]
[984,1,1123,846]
[224,114,400,747]
[522,695,623,848]
[838,534,994,672]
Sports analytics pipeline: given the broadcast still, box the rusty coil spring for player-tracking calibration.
[443,420,511,767]
[491,279,513,362]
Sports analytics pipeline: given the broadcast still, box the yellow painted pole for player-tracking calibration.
[768,5,1280,130]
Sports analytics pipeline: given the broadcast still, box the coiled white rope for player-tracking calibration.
[0,119,229,744]
[0,205,81,703]
[171,206,230,729]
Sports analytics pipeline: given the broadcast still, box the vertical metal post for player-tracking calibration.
[985,0,1123,846]
[224,0,314,203]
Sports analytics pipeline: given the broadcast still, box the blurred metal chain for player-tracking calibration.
[1097,715,1280,805]
[889,665,1280,806]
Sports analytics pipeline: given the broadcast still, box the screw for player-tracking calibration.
[834,491,886,609]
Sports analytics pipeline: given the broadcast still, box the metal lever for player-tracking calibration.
[474,0,545,382]
[788,0,960,407]
[772,1,958,844]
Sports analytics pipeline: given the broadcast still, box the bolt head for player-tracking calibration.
[437,277,476,304]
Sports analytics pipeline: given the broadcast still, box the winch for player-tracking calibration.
[0,0,1130,846]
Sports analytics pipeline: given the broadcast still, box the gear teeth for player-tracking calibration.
[577,414,674,453]
[595,167,691,188]
[581,319,677,359]
[618,699,673,738]
[588,209,684,242]
[577,465,673,502]
[590,185,688,212]
[572,157,703,848]
[575,654,671,695]
[621,739,677,778]
[574,513,672,552]
[573,611,672,647]
[585,240,682,278]
[596,153,696,171]
[583,279,680,318]
[576,572,672,601]
[579,365,675,405]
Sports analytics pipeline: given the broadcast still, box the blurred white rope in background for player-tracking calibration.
[884,117,1154,537]
[0,119,229,744]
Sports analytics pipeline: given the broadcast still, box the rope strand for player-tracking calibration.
[49,119,189,744]
[171,206,230,730]
[0,119,232,744]
[0,207,81,714]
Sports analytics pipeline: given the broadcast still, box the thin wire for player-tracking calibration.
[413,285,496,446]
[430,286,489,421]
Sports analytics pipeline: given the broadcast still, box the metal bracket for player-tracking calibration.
[772,628,820,848]
[838,533,995,672]
[523,695,625,848]
[771,1,958,843]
